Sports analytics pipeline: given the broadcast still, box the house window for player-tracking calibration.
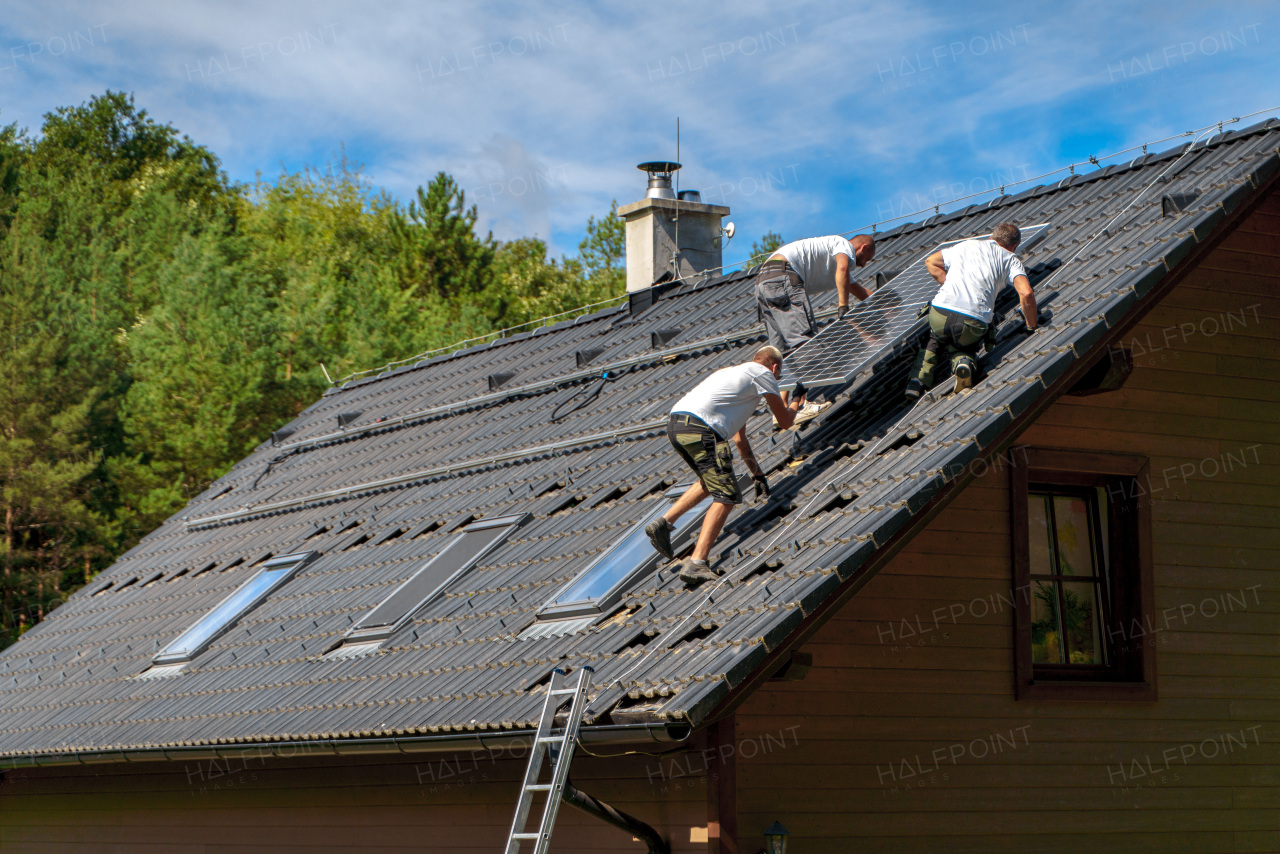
[1027,489,1111,666]
[330,513,528,655]
[152,552,316,667]
[535,486,713,622]
[1011,448,1155,701]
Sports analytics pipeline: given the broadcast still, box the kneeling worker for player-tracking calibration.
[904,222,1037,403]
[646,346,804,584]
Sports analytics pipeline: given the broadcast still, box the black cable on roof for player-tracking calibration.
[549,370,621,424]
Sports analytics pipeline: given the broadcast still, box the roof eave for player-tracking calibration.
[0,720,692,771]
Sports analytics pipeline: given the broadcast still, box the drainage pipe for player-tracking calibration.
[562,778,670,854]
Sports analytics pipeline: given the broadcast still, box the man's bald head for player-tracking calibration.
[754,345,783,368]
[850,234,875,267]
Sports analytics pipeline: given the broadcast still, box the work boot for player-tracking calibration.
[677,558,718,585]
[952,355,977,392]
[903,378,924,404]
[645,517,674,559]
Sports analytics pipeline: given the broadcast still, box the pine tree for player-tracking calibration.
[578,200,625,279]
[390,172,496,301]
[239,157,423,387]
[743,231,784,270]
[0,294,104,644]
[112,225,282,536]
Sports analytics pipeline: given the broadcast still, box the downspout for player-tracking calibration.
[562,778,670,854]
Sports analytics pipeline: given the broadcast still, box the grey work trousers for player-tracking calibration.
[754,261,816,353]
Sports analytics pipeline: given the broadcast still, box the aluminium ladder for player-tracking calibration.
[503,666,594,854]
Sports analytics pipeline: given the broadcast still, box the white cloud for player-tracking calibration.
[1,0,1277,255]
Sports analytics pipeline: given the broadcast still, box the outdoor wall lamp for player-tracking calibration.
[761,821,790,854]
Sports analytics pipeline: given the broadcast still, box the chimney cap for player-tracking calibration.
[637,161,682,176]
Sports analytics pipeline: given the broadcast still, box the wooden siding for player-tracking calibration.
[0,750,708,852]
[734,194,1280,853]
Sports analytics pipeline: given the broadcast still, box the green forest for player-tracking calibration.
[0,92,630,648]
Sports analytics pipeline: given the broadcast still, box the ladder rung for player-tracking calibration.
[548,688,578,695]
[512,833,543,840]
[526,783,554,792]
[537,736,567,744]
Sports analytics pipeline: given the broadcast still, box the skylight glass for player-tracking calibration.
[338,513,528,648]
[538,488,713,620]
[153,552,313,666]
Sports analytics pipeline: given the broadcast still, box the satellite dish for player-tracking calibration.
[723,222,735,239]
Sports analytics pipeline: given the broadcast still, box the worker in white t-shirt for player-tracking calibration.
[754,233,875,422]
[756,234,876,349]
[904,222,1037,402]
[645,346,805,585]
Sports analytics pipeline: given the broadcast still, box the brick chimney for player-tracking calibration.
[617,162,730,292]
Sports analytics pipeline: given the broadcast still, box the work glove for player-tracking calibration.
[752,474,771,502]
[837,304,850,320]
[916,303,931,319]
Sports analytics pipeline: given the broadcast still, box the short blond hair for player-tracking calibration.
[754,345,783,367]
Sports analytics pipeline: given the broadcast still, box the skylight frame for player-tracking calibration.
[536,485,714,622]
[152,551,316,666]
[336,513,529,649]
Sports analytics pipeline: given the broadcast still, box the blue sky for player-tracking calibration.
[2,1,1278,263]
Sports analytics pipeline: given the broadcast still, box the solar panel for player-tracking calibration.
[341,513,528,645]
[785,223,1049,387]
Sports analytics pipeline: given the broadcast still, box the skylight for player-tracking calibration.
[537,487,713,621]
[152,552,315,666]
[334,513,528,652]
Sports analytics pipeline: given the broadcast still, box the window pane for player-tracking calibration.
[1031,580,1062,664]
[162,568,288,659]
[1061,581,1105,665]
[553,496,713,606]
[1027,494,1054,575]
[1052,495,1095,576]
[1094,486,1110,570]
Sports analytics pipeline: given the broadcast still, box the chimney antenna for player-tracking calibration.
[673,117,681,277]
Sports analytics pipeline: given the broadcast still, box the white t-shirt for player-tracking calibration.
[777,235,856,294]
[671,362,781,440]
[931,239,1028,324]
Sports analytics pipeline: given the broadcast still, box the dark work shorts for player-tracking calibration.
[667,413,741,505]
